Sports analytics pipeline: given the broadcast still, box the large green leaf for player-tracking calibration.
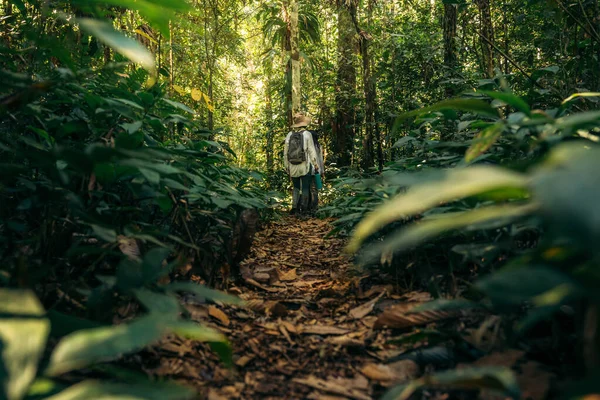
[478,90,532,116]
[45,316,164,376]
[45,380,195,400]
[358,203,537,264]
[475,266,582,306]
[394,98,499,124]
[347,167,528,253]
[165,282,242,305]
[531,143,600,247]
[383,367,520,400]
[75,18,155,74]
[465,122,505,163]
[0,289,50,400]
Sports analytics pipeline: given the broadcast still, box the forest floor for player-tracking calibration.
[142,217,555,400]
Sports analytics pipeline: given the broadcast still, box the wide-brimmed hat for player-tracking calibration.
[291,113,311,128]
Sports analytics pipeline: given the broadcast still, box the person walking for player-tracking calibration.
[284,113,320,215]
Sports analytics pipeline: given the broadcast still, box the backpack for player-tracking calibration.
[287,131,306,165]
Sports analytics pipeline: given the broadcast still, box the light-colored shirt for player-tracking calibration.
[284,130,319,178]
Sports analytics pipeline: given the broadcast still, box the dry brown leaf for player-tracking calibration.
[245,278,281,292]
[373,302,460,329]
[280,320,297,334]
[253,272,270,283]
[280,268,298,281]
[349,291,386,320]
[361,360,420,385]
[298,325,350,336]
[293,376,371,400]
[208,306,230,327]
[235,355,255,367]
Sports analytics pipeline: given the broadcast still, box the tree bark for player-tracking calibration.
[334,4,357,168]
[475,0,495,78]
[290,0,300,116]
[443,3,458,97]
[169,20,174,89]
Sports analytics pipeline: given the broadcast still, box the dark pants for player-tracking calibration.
[292,173,312,212]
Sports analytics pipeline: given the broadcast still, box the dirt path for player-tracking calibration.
[146,216,411,399]
[143,217,553,399]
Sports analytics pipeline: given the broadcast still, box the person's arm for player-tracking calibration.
[304,131,319,173]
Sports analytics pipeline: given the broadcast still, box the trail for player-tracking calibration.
[145,216,412,399]
[141,217,553,399]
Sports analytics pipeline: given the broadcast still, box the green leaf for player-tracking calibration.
[90,224,117,243]
[162,99,195,114]
[0,289,50,400]
[554,110,600,132]
[562,92,600,105]
[133,289,181,319]
[475,266,581,306]
[478,91,532,116]
[139,167,160,184]
[358,203,537,264]
[45,317,164,376]
[383,367,520,400]
[395,99,499,124]
[122,121,143,134]
[465,122,505,163]
[75,18,155,74]
[45,380,195,400]
[168,321,227,343]
[347,167,528,253]
[165,282,242,305]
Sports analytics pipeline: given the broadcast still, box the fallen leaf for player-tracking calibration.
[235,355,254,367]
[293,376,371,400]
[280,268,298,281]
[374,302,460,330]
[361,360,420,385]
[208,305,230,327]
[298,325,350,336]
[349,291,386,319]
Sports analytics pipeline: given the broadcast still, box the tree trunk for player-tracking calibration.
[265,60,274,174]
[289,0,300,116]
[475,0,495,78]
[359,2,377,171]
[334,4,357,168]
[169,20,174,89]
[443,3,458,96]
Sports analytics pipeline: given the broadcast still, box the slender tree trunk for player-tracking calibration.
[358,3,376,171]
[334,4,357,168]
[289,0,300,116]
[475,0,495,78]
[169,21,174,89]
[443,3,458,96]
[265,79,274,174]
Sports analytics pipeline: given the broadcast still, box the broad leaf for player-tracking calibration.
[0,289,50,400]
[394,98,499,124]
[358,203,537,264]
[475,266,581,306]
[45,317,164,376]
[465,122,505,163]
[165,282,242,305]
[45,380,195,400]
[478,91,532,116]
[347,167,528,253]
[75,18,155,74]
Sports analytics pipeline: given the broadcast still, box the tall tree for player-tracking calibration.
[475,0,495,78]
[289,0,300,118]
[334,0,357,168]
[443,1,458,98]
